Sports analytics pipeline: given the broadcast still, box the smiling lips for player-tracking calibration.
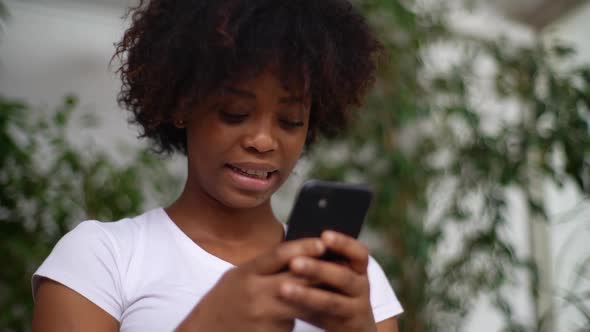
[225,162,279,192]
[227,164,272,179]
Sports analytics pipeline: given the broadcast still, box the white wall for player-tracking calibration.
[542,3,590,331]
[0,0,137,155]
[544,2,590,67]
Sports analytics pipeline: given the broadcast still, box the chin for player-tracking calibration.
[215,189,274,210]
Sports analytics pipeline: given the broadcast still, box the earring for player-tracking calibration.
[174,119,185,128]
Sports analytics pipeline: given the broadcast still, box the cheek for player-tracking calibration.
[283,130,308,161]
[190,121,231,151]
[185,136,221,173]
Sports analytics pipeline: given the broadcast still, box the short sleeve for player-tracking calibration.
[367,256,404,322]
[32,221,124,321]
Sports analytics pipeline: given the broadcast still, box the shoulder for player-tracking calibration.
[35,209,150,272]
[51,218,134,253]
[46,207,164,258]
[78,208,158,244]
[31,208,164,319]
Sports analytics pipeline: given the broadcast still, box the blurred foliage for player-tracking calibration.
[310,0,590,331]
[0,95,179,331]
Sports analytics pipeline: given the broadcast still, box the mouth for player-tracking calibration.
[224,163,280,192]
[226,164,277,180]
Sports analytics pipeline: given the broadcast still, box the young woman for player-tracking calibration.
[32,0,403,331]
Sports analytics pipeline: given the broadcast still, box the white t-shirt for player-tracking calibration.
[33,208,403,331]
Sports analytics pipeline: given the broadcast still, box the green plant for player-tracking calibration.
[0,95,179,331]
[310,1,590,331]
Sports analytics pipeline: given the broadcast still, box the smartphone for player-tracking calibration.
[284,179,373,262]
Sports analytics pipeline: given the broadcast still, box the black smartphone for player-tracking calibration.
[284,179,373,262]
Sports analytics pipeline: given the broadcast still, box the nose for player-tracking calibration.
[242,116,278,154]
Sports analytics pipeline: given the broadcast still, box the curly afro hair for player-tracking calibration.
[114,0,383,155]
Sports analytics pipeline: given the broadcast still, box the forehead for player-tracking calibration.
[225,62,309,97]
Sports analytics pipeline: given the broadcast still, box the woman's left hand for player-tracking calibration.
[280,230,376,332]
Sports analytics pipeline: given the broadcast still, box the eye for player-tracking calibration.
[219,110,248,124]
[280,119,305,128]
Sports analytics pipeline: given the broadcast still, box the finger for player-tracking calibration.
[247,238,326,275]
[279,282,356,318]
[289,257,366,296]
[261,272,319,320]
[321,231,369,274]
[273,271,318,288]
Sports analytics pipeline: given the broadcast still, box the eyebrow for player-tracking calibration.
[223,86,304,105]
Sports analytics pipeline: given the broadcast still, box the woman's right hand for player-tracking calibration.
[175,238,327,332]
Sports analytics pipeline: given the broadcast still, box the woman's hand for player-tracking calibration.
[175,238,326,332]
[280,231,377,332]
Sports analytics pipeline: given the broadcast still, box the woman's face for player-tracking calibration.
[184,69,310,209]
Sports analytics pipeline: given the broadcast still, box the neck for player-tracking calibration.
[165,179,281,244]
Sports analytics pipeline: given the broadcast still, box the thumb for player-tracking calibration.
[246,238,326,275]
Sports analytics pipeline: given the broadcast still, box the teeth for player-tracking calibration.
[231,166,270,179]
[245,169,268,178]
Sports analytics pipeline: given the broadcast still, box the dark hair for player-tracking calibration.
[115,0,383,155]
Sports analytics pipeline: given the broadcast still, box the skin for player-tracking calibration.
[32,70,399,332]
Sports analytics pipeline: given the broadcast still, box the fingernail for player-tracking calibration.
[281,283,296,296]
[323,231,336,244]
[292,257,308,271]
[315,240,325,252]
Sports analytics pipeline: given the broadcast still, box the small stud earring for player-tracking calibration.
[174,119,185,128]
